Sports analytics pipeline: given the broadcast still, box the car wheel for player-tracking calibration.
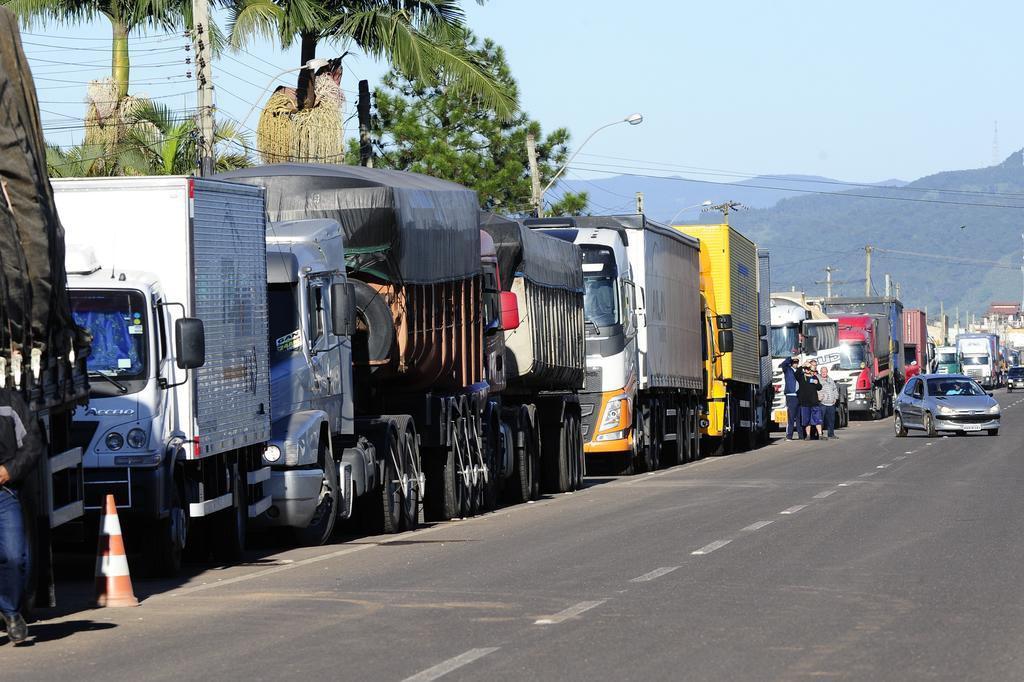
[923,412,937,438]
[894,412,907,438]
[988,428,999,436]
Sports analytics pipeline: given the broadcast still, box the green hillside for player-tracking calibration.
[730,152,1024,316]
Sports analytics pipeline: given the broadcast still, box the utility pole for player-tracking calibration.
[884,273,891,298]
[864,245,872,297]
[526,133,542,217]
[824,266,835,299]
[357,80,373,167]
[635,192,644,215]
[191,0,214,177]
[1020,233,1023,314]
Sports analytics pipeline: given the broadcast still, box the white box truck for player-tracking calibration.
[55,177,272,573]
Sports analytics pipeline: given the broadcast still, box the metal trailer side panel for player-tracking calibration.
[679,225,760,386]
[757,248,772,389]
[629,226,703,391]
[190,180,272,458]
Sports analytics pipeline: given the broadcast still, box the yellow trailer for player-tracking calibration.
[674,223,770,454]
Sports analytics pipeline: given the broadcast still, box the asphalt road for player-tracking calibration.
[5,390,1024,681]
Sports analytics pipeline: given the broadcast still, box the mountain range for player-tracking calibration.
[562,155,1024,316]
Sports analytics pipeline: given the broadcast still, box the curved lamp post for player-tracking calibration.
[538,113,643,216]
[669,200,713,225]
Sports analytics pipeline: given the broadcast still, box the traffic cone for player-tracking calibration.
[94,494,139,607]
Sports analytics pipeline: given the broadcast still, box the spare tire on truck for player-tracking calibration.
[350,280,394,365]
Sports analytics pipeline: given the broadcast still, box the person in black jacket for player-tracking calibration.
[796,359,824,441]
[0,391,39,645]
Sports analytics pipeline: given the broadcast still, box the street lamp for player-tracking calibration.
[241,58,331,127]
[669,200,713,225]
[537,112,643,216]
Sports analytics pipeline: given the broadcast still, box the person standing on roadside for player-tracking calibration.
[0,396,39,646]
[796,359,824,440]
[779,354,803,440]
[818,366,840,440]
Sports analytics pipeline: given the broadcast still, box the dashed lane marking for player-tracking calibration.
[813,490,836,499]
[742,520,775,531]
[780,505,807,515]
[534,600,607,625]
[859,471,877,477]
[876,464,889,469]
[403,648,500,682]
[894,456,907,460]
[692,539,732,556]
[630,566,681,583]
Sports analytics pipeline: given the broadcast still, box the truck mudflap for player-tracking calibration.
[46,446,83,528]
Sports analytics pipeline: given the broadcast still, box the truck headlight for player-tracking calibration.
[105,432,124,450]
[599,396,628,432]
[263,444,282,463]
[126,428,148,449]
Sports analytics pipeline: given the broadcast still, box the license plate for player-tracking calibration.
[962,423,983,432]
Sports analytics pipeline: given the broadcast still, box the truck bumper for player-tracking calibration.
[83,465,166,519]
[848,397,873,414]
[255,468,324,529]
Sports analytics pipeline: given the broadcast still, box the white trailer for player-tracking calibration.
[56,177,272,573]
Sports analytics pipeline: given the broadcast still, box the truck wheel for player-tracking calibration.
[400,422,424,530]
[541,416,571,494]
[506,414,533,504]
[143,480,186,577]
[380,424,404,533]
[894,412,908,438]
[571,410,585,490]
[461,417,481,517]
[292,450,338,546]
[923,412,937,438]
[212,462,247,564]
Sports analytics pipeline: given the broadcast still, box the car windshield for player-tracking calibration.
[771,326,799,358]
[936,352,958,364]
[1009,367,1024,378]
[926,378,986,396]
[962,355,989,366]
[838,342,867,370]
[70,289,148,379]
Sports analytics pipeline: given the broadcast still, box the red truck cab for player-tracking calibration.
[902,309,928,380]
[836,315,891,417]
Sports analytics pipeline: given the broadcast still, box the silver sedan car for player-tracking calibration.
[894,374,1000,437]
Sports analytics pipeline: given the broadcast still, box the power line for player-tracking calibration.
[20,30,185,42]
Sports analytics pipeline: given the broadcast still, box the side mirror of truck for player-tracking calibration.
[175,318,206,370]
[759,338,769,358]
[500,291,520,331]
[331,282,357,337]
[718,329,734,354]
[802,336,818,355]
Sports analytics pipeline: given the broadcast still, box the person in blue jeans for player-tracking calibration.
[779,355,803,440]
[0,396,37,646]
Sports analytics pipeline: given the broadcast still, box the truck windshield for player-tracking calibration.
[581,245,619,330]
[1009,367,1024,378]
[70,289,148,395]
[838,342,867,370]
[771,325,799,358]
[904,347,917,364]
[936,352,958,364]
[962,355,989,366]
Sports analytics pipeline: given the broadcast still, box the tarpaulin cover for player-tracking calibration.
[219,164,481,284]
[0,8,87,402]
[480,212,583,292]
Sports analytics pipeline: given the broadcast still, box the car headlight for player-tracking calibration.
[126,428,148,449]
[989,403,1001,414]
[263,444,282,464]
[600,396,628,432]
[937,405,955,415]
[105,432,124,450]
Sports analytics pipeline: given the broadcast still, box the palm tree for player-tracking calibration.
[121,100,253,173]
[227,0,514,116]
[3,0,187,100]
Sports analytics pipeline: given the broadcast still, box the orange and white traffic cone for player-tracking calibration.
[94,493,139,607]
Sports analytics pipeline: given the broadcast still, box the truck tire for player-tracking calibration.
[400,420,423,530]
[569,409,584,490]
[292,446,338,546]
[212,461,247,564]
[481,411,501,511]
[351,280,394,364]
[143,478,186,577]
[461,417,481,518]
[541,415,571,494]
[380,423,404,533]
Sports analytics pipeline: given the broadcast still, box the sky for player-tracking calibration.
[23,0,1024,183]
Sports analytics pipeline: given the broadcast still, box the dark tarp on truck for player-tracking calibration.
[1,7,88,612]
[480,213,585,391]
[219,164,481,285]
